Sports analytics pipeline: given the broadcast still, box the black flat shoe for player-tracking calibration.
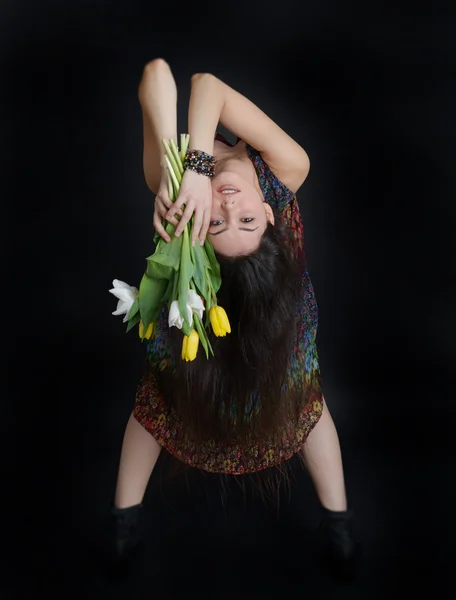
[108,503,145,578]
[317,507,360,583]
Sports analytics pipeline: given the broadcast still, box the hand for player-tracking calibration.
[165,169,212,246]
[153,169,183,243]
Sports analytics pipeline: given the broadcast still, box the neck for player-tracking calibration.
[213,140,264,200]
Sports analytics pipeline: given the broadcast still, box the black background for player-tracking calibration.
[3,1,453,598]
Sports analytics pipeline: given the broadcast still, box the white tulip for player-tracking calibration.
[168,300,184,329]
[168,290,205,329]
[109,279,138,323]
[187,289,204,320]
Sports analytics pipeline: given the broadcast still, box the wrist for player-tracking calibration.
[183,149,216,178]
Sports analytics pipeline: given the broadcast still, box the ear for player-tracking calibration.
[263,202,275,225]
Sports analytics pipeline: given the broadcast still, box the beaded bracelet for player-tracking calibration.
[183,149,217,178]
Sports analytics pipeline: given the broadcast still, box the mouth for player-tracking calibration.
[217,184,240,195]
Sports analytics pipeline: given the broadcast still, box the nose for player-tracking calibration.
[221,194,236,207]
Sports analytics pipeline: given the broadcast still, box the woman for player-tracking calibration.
[110,58,358,580]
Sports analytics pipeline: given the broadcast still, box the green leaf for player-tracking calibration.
[204,238,222,293]
[146,260,173,280]
[196,242,211,269]
[147,233,183,271]
[152,221,177,249]
[161,272,175,304]
[181,320,192,337]
[206,330,214,356]
[139,273,168,329]
[204,274,215,312]
[190,242,208,300]
[128,298,139,320]
[147,229,182,280]
[178,226,194,331]
[193,313,210,359]
[126,311,140,332]
[204,238,220,273]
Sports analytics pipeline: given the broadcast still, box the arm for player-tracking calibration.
[138,58,178,195]
[189,73,310,193]
[187,74,224,156]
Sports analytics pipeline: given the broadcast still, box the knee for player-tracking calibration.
[142,58,169,77]
[191,72,212,83]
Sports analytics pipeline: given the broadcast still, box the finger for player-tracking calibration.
[174,202,194,237]
[200,208,211,245]
[155,198,166,216]
[191,207,204,246]
[160,207,180,227]
[158,193,183,213]
[165,202,185,222]
[156,200,180,226]
[153,213,171,242]
[156,194,172,210]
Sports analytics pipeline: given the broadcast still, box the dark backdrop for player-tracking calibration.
[3,1,453,598]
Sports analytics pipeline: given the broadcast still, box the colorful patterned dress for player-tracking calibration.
[133,133,324,475]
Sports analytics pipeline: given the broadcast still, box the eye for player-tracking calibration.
[209,220,224,227]
[241,218,254,223]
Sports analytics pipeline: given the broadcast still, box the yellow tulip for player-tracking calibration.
[209,305,231,337]
[182,329,199,361]
[139,320,154,340]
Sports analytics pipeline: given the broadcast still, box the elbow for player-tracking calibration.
[296,151,310,185]
[298,148,310,176]
[139,59,174,104]
[191,72,214,83]
[302,152,310,177]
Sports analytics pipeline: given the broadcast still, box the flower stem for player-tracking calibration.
[169,139,184,175]
[180,133,189,161]
[165,155,180,196]
[162,139,182,184]
[167,173,174,201]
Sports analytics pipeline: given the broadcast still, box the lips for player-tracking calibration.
[217,184,240,193]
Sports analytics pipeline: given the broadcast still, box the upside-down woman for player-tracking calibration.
[110,58,358,581]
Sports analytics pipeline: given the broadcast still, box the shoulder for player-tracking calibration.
[238,136,309,195]
[244,143,301,198]
[244,143,296,210]
[260,148,310,194]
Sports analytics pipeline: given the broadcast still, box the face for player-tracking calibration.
[209,171,274,256]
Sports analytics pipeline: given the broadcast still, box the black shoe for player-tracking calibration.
[108,503,145,577]
[318,507,360,583]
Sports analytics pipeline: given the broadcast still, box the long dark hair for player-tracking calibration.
[155,212,308,508]
[158,212,306,446]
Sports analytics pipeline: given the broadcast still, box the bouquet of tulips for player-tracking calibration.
[109,134,231,361]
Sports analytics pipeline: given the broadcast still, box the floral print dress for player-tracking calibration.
[133,133,323,475]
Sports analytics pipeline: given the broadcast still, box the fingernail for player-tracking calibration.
[192,240,196,247]
[200,239,204,246]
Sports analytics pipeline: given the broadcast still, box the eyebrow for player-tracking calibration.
[208,226,259,236]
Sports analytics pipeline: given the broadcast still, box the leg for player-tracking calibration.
[300,398,347,511]
[114,412,162,508]
[106,413,162,569]
[300,398,358,579]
